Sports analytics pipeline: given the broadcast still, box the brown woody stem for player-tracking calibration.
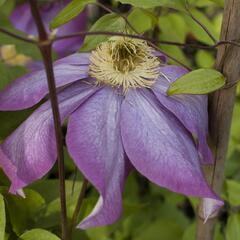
[197,0,240,239]
[28,1,68,239]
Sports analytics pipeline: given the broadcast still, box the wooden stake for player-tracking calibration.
[197,0,240,239]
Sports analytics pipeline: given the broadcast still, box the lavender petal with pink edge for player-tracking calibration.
[152,65,213,164]
[10,0,87,56]
[0,81,98,194]
[121,89,223,214]
[0,55,90,110]
[67,87,130,229]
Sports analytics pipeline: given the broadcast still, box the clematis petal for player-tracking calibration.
[153,51,167,63]
[0,81,98,194]
[152,65,213,164]
[121,89,223,211]
[67,87,129,229]
[28,53,91,71]
[201,198,224,222]
[55,53,90,66]
[0,63,89,111]
[10,3,34,34]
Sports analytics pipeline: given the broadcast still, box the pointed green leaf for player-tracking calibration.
[20,229,60,240]
[226,214,240,240]
[0,193,5,240]
[167,69,225,95]
[80,13,126,51]
[50,0,95,29]
[118,0,186,10]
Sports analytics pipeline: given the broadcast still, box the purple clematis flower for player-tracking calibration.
[0,37,223,229]
[10,0,87,57]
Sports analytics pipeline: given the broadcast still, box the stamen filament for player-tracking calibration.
[89,37,160,92]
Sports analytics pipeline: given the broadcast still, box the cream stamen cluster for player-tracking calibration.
[89,37,160,92]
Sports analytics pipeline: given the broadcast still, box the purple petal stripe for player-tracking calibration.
[67,87,129,229]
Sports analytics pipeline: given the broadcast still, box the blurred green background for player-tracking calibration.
[0,0,239,239]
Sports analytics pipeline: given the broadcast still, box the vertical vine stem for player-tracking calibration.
[28,1,68,239]
[197,0,240,239]
[69,178,89,237]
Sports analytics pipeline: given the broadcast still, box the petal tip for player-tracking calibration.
[200,197,224,222]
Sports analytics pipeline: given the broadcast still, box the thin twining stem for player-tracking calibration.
[28,0,68,239]
[53,31,240,49]
[0,27,36,44]
[1,27,240,51]
[1,26,239,70]
[69,178,89,238]
[184,0,217,43]
[1,25,240,70]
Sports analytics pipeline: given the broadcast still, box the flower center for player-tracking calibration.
[89,37,160,92]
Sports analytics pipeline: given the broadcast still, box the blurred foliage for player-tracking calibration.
[0,0,239,239]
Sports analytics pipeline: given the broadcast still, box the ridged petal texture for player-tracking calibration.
[67,87,130,228]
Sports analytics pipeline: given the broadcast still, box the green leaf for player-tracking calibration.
[158,13,188,43]
[167,69,225,95]
[80,13,126,51]
[31,180,98,229]
[209,0,224,7]
[226,180,240,206]
[0,193,6,240]
[196,50,215,68]
[226,214,240,240]
[182,9,220,44]
[20,229,60,240]
[0,0,6,7]
[31,179,83,203]
[0,0,15,14]
[50,0,94,29]
[1,188,45,235]
[118,0,186,10]
[127,8,157,33]
[226,100,240,177]
[133,219,184,240]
